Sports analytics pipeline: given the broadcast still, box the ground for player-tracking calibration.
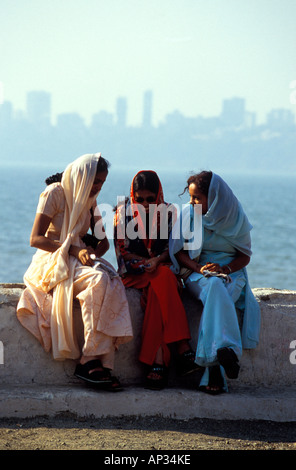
[0,415,295,451]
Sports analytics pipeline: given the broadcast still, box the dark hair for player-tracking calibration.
[133,171,159,195]
[45,156,110,185]
[97,156,110,173]
[180,171,213,197]
[45,172,63,185]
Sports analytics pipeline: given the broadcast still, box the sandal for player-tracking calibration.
[145,363,168,391]
[177,348,202,376]
[74,359,112,385]
[94,375,123,392]
[217,347,240,379]
[198,365,225,395]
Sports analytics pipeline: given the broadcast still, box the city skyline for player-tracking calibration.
[1,1,296,128]
[1,88,295,131]
[1,86,295,176]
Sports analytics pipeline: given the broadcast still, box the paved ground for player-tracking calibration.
[0,414,296,451]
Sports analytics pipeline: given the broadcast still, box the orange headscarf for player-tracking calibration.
[130,170,164,204]
[129,170,165,254]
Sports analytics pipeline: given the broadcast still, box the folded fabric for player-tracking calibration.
[90,255,119,279]
[202,270,232,283]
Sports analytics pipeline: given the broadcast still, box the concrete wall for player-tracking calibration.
[0,283,295,389]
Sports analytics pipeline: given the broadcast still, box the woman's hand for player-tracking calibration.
[144,257,160,273]
[70,246,95,266]
[200,252,251,275]
[200,262,223,274]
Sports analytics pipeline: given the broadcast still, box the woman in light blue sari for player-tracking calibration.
[169,171,260,394]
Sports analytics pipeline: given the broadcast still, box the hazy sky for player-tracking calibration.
[1,0,296,126]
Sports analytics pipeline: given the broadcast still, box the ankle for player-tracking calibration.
[177,340,191,355]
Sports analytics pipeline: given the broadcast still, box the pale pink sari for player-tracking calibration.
[17,154,133,369]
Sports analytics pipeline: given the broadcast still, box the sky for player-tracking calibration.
[1,0,296,126]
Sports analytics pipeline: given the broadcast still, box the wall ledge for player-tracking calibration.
[0,283,295,390]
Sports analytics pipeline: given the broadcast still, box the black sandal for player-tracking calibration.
[74,359,112,385]
[94,375,123,392]
[145,363,168,391]
[177,349,202,376]
[198,365,225,395]
[217,347,240,379]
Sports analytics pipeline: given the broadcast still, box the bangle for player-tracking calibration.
[224,265,232,274]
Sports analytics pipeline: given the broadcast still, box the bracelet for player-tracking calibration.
[224,265,232,274]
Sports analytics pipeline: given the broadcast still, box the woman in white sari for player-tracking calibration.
[169,171,260,394]
[17,153,133,391]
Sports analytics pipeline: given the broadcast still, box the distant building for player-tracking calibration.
[221,97,245,128]
[142,90,153,128]
[245,111,256,128]
[56,113,85,133]
[0,101,13,127]
[91,110,114,128]
[26,91,51,127]
[116,97,127,128]
[267,108,295,129]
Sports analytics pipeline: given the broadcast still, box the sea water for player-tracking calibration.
[0,163,295,290]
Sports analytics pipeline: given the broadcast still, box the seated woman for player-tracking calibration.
[17,153,133,391]
[169,171,260,394]
[113,170,199,390]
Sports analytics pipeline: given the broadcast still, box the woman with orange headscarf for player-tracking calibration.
[114,170,199,390]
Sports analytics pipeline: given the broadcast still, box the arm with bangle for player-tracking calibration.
[175,249,250,276]
[204,251,250,275]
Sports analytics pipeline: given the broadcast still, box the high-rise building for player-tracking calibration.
[116,97,127,128]
[142,90,153,128]
[0,101,13,127]
[56,113,85,134]
[91,110,114,128]
[267,109,295,129]
[26,91,51,127]
[221,97,245,127]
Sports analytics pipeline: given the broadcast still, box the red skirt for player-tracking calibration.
[122,265,191,366]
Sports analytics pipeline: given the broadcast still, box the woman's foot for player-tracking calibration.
[96,375,123,392]
[198,365,225,395]
[74,359,112,384]
[176,340,202,376]
[75,359,123,391]
[217,347,240,379]
[176,348,202,376]
[145,363,168,390]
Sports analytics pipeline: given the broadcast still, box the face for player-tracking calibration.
[134,189,157,212]
[89,170,108,197]
[188,183,208,214]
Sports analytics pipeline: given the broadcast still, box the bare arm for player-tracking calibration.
[30,213,95,266]
[91,210,110,258]
[94,235,110,258]
[144,250,170,273]
[175,249,250,275]
[30,213,61,252]
[175,249,202,273]
[202,251,250,275]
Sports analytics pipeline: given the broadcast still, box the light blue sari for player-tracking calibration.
[169,173,261,391]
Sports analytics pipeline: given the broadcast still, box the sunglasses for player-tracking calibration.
[134,196,156,203]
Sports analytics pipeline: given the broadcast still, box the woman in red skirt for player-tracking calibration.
[114,170,199,390]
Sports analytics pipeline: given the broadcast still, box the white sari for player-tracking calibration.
[17,154,133,366]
